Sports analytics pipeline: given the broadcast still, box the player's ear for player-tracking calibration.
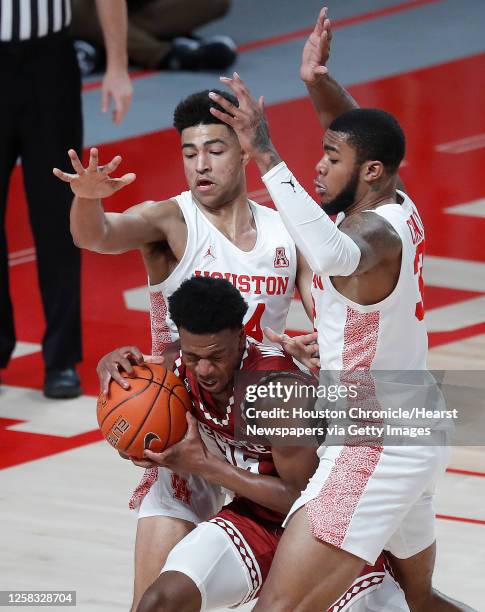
[238,327,246,350]
[362,160,384,184]
[241,147,250,167]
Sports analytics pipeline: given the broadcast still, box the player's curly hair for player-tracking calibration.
[329,108,405,172]
[173,89,238,133]
[168,276,248,334]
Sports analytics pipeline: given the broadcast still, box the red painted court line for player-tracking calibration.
[437,514,485,526]
[82,0,444,93]
[238,0,444,53]
[446,468,485,478]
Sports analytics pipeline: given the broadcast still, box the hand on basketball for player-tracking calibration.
[53,148,136,199]
[300,7,332,85]
[209,74,280,168]
[264,328,321,370]
[117,449,155,469]
[96,345,165,396]
[143,413,212,477]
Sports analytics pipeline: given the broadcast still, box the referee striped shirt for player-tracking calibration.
[0,0,72,42]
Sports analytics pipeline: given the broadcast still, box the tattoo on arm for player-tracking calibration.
[252,117,282,167]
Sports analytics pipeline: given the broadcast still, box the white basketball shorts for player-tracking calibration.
[137,466,225,524]
[285,443,450,565]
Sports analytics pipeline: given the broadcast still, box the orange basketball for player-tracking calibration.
[96,363,192,459]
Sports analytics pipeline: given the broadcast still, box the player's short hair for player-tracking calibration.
[173,89,239,133]
[169,276,249,334]
[329,108,405,173]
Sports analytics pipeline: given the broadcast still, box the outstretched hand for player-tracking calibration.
[300,6,332,86]
[53,147,136,199]
[209,73,281,172]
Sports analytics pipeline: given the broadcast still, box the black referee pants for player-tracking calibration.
[0,33,83,372]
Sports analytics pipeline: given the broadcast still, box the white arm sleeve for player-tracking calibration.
[262,161,361,277]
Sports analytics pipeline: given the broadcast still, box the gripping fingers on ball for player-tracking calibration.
[117,355,136,377]
[110,364,130,390]
[122,346,144,364]
[144,354,165,365]
[98,363,129,395]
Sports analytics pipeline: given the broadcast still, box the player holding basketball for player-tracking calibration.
[209,7,474,612]
[53,91,317,611]
[106,275,409,612]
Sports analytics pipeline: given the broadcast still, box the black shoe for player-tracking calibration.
[44,367,82,399]
[164,35,237,71]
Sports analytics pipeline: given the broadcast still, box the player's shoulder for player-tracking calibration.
[251,201,294,243]
[125,197,179,214]
[125,198,183,223]
[251,200,283,223]
[342,208,402,254]
[243,338,298,371]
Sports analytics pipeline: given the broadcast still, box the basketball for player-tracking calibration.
[96,363,192,459]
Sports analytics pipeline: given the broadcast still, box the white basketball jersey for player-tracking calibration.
[312,190,427,370]
[149,191,297,355]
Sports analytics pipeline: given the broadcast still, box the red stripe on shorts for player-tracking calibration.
[210,516,263,604]
[330,571,385,611]
[129,467,158,510]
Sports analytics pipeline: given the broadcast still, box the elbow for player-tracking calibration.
[70,234,104,253]
[70,226,105,252]
[308,256,336,278]
[71,232,83,249]
[282,485,302,513]
[309,251,361,278]
[70,231,93,250]
[70,222,86,249]
[70,230,84,249]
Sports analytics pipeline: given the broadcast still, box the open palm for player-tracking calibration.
[53,147,136,199]
[300,7,332,85]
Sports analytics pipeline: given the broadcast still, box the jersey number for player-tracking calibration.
[414,241,425,321]
[244,303,266,342]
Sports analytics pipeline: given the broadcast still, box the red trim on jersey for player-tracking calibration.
[129,339,300,511]
[306,308,383,547]
[149,290,173,355]
[131,288,183,509]
[341,308,380,370]
[185,338,297,436]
